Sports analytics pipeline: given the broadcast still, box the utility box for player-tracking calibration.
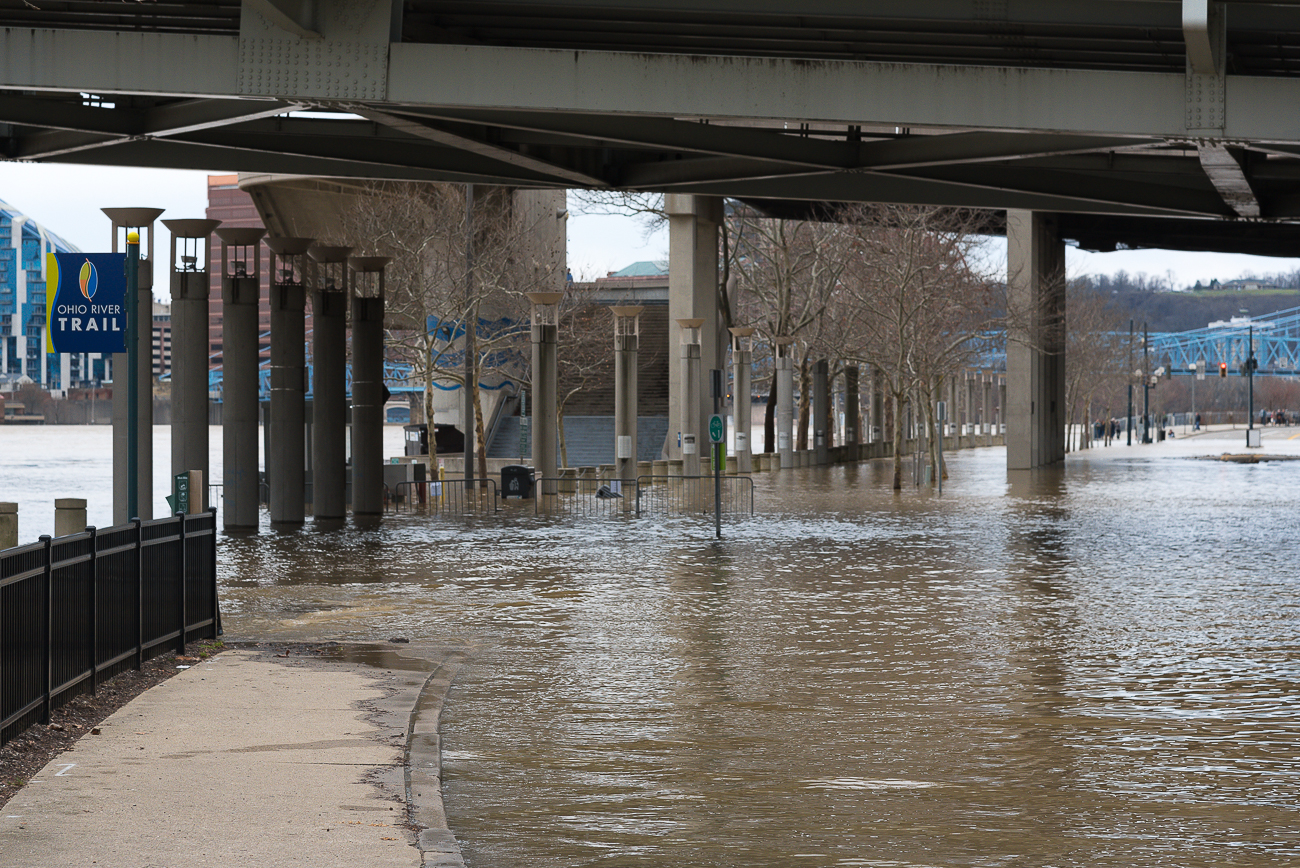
[501,465,535,499]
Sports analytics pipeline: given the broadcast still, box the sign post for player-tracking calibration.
[710,412,724,538]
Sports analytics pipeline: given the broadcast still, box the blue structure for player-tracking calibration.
[1149,307,1300,376]
[0,199,89,392]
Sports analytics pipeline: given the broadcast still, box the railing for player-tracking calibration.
[635,474,754,518]
[1,509,220,747]
[530,475,755,518]
[389,479,500,515]
[533,478,639,517]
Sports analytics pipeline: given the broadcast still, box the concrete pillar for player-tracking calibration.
[266,237,313,526]
[103,208,163,524]
[844,365,860,446]
[998,377,1007,436]
[813,359,830,465]
[529,292,562,496]
[349,257,389,518]
[0,502,16,549]
[665,195,723,460]
[308,246,351,522]
[983,372,993,441]
[775,337,795,468]
[730,328,754,473]
[678,318,703,476]
[613,306,642,485]
[1006,210,1067,470]
[54,498,87,537]
[216,227,266,531]
[870,365,885,443]
[163,219,220,511]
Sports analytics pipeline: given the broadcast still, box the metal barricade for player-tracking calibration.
[533,478,639,517]
[634,474,754,518]
[390,479,500,515]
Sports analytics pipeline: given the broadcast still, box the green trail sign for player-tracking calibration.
[709,414,724,443]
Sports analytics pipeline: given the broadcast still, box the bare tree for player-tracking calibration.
[838,205,1001,489]
[335,183,563,478]
[1063,279,1128,451]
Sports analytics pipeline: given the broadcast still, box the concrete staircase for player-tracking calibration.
[486,301,671,465]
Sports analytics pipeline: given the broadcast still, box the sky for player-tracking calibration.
[2,162,1297,294]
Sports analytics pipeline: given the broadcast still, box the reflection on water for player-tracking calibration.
[210,433,1300,868]
[9,425,1298,866]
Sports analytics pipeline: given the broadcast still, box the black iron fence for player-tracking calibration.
[530,475,755,518]
[1,510,220,746]
[389,479,500,515]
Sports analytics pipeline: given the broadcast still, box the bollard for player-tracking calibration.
[54,498,88,538]
[0,502,16,549]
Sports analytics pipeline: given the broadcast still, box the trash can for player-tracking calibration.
[501,465,535,499]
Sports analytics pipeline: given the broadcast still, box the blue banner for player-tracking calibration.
[45,252,128,354]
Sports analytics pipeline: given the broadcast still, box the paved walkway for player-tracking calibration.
[0,644,468,868]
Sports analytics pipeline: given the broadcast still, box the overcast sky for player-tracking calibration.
[2,163,1296,295]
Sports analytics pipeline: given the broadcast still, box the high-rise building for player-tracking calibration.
[0,198,102,394]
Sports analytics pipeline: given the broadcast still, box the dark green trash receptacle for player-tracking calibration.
[502,465,535,499]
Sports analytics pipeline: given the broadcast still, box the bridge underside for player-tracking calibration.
[6,0,1300,470]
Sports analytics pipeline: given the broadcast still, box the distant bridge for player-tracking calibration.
[1148,307,1300,376]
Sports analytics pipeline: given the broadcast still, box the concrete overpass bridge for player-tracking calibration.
[7,0,1300,524]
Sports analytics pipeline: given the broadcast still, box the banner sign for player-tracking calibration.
[45,252,128,354]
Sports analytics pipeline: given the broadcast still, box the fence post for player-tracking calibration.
[210,507,221,637]
[40,534,52,725]
[176,512,188,655]
[88,525,98,695]
[134,519,143,671]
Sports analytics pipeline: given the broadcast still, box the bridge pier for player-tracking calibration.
[217,228,267,531]
[1006,210,1066,470]
[164,219,220,512]
[349,257,389,519]
[666,195,723,462]
[308,246,351,522]
[813,359,829,465]
[267,237,313,527]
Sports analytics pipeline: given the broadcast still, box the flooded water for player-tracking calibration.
[6,424,1300,866]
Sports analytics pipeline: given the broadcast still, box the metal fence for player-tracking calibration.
[389,479,500,515]
[1,510,220,747]
[530,475,754,518]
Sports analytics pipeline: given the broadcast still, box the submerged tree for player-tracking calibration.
[838,205,1002,490]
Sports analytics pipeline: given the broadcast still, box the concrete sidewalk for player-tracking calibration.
[0,644,467,868]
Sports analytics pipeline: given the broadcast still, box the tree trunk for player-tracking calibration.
[473,376,488,484]
[891,390,904,491]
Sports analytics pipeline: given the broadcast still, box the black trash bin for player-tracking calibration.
[501,465,535,499]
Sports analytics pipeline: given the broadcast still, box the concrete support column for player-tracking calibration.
[613,306,643,484]
[775,337,795,468]
[267,237,313,526]
[349,257,389,519]
[813,359,830,465]
[104,208,163,524]
[529,292,562,495]
[163,219,220,512]
[666,195,722,460]
[871,365,886,443]
[730,328,754,473]
[977,374,987,441]
[308,246,351,522]
[844,365,860,446]
[1006,210,1067,470]
[678,318,704,476]
[216,228,266,531]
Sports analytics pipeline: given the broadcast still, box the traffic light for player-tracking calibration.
[1219,362,1228,378]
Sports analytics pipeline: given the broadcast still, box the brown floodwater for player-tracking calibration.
[211,431,1300,868]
